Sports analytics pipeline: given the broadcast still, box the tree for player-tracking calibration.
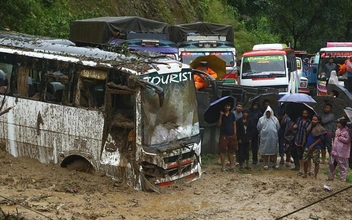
[265,0,352,52]
[266,0,329,50]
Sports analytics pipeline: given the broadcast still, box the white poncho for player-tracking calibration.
[257,106,280,155]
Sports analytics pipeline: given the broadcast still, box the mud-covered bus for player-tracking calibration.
[0,33,201,191]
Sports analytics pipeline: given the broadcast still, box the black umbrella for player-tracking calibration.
[204,96,235,124]
[344,108,352,121]
[244,92,279,113]
[285,103,317,121]
[312,96,347,119]
[327,84,352,107]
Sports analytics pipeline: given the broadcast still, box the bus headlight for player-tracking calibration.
[278,87,288,92]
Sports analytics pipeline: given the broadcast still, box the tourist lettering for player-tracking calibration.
[142,72,193,85]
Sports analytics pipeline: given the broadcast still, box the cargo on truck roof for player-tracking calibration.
[69,16,168,46]
[168,22,234,43]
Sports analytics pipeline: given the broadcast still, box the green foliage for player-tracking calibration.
[2,0,352,55]
[200,0,238,26]
[201,153,217,166]
[235,17,281,57]
[346,173,352,183]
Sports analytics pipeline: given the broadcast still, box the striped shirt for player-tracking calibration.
[294,117,311,146]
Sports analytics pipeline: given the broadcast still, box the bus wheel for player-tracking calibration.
[61,156,94,174]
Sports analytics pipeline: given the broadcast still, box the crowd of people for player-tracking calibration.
[217,100,352,181]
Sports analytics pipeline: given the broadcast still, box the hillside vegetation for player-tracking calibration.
[1,0,352,54]
[0,0,267,55]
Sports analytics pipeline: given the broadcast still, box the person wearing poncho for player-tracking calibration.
[257,106,280,169]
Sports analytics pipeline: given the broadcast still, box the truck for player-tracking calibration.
[239,43,300,95]
[316,42,352,95]
[168,22,238,82]
[69,16,179,59]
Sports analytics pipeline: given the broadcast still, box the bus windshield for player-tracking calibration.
[141,70,199,146]
[241,55,286,79]
[180,52,205,64]
[210,52,235,67]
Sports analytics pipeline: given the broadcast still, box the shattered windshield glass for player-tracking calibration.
[140,70,200,146]
[241,55,286,79]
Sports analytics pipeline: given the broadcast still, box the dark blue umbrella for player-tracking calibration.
[278,93,316,104]
[204,96,235,124]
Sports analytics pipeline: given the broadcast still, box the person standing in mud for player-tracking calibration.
[321,103,336,164]
[249,101,262,164]
[302,115,326,179]
[328,119,350,181]
[338,107,352,169]
[233,102,243,166]
[233,102,243,121]
[217,102,237,172]
[292,109,311,175]
[283,115,296,167]
[257,106,280,170]
[236,108,253,171]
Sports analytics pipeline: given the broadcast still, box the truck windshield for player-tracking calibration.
[180,52,205,64]
[140,70,200,146]
[210,52,235,66]
[241,55,286,79]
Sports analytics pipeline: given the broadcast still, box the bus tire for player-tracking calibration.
[66,158,94,174]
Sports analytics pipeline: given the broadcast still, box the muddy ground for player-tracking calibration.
[0,148,352,220]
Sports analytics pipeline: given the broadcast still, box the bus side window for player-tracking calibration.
[45,82,64,104]
[76,69,106,108]
[17,66,36,98]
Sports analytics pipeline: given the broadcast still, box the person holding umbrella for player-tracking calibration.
[292,109,311,175]
[217,102,238,172]
[194,61,218,90]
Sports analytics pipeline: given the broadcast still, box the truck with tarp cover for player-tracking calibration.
[168,22,237,80]
[69,16,178,59]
